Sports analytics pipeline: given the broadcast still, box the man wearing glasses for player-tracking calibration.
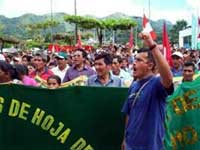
[63,49,95,82]
[121,33,174,150]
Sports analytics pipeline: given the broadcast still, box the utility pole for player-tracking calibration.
[148,0,151,20]
[50,0,53,44]
[74,0,78,44]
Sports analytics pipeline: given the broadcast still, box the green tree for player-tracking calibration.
[24,20,60,47]
[170,20,187,45]
[64,15,137,46]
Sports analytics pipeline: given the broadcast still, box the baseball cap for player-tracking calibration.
[172,51,183,59]
[56,52,68,59]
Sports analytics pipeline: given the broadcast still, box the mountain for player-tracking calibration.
[0,13,74,39]
[0,12,173,41]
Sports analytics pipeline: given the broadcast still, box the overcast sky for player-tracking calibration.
[0,0,199,24]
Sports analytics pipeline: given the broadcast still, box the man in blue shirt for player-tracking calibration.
[121,32,174,150]
[171,51,183,77]
[87,52,122,87]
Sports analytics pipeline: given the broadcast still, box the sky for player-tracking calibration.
[0,0,199,24]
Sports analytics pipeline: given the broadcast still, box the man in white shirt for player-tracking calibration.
[111,56,133,86]
[51,52,69,82]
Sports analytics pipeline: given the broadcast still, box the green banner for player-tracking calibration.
[165,77,200,150]
[0,85,128,150]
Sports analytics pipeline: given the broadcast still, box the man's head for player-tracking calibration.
[133,48,155,80]
[73,49,87,66]
[112,56,122,75]
[33,53,47,71]
[0,60,16,83]
[171,51,183,69]
[121,57,129,69]
[182,61,195,82]
[55,52,68,68]
[94,52,112,77]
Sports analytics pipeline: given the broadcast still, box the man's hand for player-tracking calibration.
[121,140,125,150]
[139,32,155,48]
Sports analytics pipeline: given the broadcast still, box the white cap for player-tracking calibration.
[0,54,5,61]
[172,51,183,59]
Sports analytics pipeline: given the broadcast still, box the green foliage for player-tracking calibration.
[0,13,173,48]
[103,18,137,30]
[64,15,137,30]
[64,15,137,46]
[64,15,103,29]
[170,20,187,44]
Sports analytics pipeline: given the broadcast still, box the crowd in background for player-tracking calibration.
[0,43,200,89]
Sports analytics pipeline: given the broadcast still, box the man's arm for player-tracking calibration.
[140,32,173,89]
[121,115,129,150]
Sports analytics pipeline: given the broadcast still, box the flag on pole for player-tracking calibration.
[142,14,157,40]
[129,27,134,49]
[77,31,82,48]
[162,21,172,66]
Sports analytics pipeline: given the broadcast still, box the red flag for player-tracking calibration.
[162,21,172,66]
[143,14,157,40]
[77,32,82,48]
[129,27,134,49]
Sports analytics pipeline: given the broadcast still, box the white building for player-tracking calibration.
[179,26,192,48]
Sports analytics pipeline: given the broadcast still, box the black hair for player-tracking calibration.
[0,60,17,80]
[183,61,195,71]
[47,75,61,85]
[75,48,87,59]
[113,55,122,63]
[94,52,112,65]
[14,64,29,76]
[22,55,33,62]
[35,53,47,62]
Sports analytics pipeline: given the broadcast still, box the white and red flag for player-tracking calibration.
[142,14,157,40]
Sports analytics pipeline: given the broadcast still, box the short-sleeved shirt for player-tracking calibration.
[51,66,69,82]
[63,65,96,82]
[121,76,173,150]
[29,68,54,81]
[87,74,122,87]
[171,67,183,77]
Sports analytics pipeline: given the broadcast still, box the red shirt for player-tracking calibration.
[29,68,54,81]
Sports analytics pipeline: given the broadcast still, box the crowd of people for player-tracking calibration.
[0,42,135,88]
[0,32,200,150]
[0,41,199,89]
